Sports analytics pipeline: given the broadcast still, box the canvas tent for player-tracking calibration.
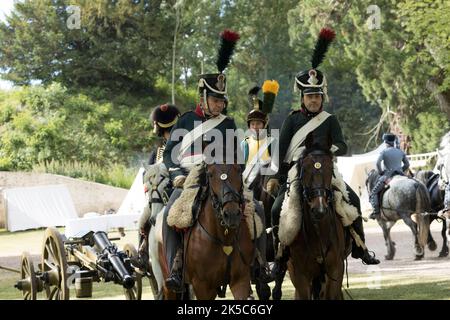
[3,184,78,232]
[64,167,146,237]
[336,143,387,196]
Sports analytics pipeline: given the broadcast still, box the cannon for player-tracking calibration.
[14,227,142,300]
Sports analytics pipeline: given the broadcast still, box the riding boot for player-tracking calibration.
[350,216,380,265]
[270,184,289,279]
[137,205,152,270]
[270,230,289,279]
[369,177,386,220]
[165,248,183,293]
[253,200,274,283]
[163,188,184,293]
[137,227,150,271]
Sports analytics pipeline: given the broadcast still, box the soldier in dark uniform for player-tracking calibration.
[266,28,379,278]
[138,104,180,269]
[369,133,410,220]
[162,29,250,292]
[147,104,181,165]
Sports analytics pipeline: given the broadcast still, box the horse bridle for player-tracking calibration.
[299,151,334,220]
[207,165,245,227]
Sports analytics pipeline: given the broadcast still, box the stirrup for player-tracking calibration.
[361,250,380,265]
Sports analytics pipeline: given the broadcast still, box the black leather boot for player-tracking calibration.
[351,217,380,265]
[165,248,183,293]
[369,179,385,220]
[270,228,289,279]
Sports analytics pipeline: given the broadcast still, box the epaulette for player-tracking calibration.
[289,109,301,115]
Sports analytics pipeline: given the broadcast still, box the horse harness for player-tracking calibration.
[296,153,340,283]
[186,165,256,297]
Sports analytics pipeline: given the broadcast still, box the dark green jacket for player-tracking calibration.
[163,109,238,180]
[276,109,347,180]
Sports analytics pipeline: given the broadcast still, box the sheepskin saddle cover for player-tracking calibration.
[279,163,359,246]
[167,164,263,239]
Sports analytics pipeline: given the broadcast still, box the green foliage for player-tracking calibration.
[32,160,135,189]
[0,83,153,170]
[0,0,449,164]
[402,109,450,153]
[0,0,176,93]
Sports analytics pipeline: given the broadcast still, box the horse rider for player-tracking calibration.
[240,81,279,283]
[266,28,380,279]
[369,133,410,220]
[162,30,273,292]
[241,81,279,191]
[138,103,180,269]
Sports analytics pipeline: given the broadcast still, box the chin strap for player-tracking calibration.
[202,89,214,119]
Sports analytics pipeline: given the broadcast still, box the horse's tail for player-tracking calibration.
[412,182,432,249]
[415,180,432,213]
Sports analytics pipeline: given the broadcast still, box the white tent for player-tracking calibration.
[64,168,145,237]
[4,184,78,232]
[336,143,387,196]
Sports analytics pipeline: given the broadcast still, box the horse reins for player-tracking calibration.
[300,154,340,283]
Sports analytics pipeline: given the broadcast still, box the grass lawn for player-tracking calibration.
[1,227,449,300]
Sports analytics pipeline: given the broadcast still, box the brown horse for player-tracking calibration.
[288,139,351,299]
[182,163,254,299]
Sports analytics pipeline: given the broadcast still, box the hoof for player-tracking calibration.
[384,254,394,260]
[247,295,255,300]
[272,288,282,301]
[438,250,449,258]
[414,254,424,260]
[427,241,437,251]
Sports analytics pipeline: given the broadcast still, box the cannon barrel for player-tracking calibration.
[92,232,135,289]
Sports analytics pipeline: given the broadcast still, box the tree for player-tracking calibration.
[0,0,176,93]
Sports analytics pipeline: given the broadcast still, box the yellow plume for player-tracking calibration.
[262,80,279,95]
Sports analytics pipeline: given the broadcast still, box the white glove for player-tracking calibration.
[173,175,187,188]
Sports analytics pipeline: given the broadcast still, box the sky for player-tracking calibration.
[0,0,15,90]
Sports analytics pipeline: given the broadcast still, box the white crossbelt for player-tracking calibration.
[177,114,227,167]
[284,111,332,163]
[243,137,274,186]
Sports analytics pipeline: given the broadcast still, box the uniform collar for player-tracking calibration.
[300,105,323,118]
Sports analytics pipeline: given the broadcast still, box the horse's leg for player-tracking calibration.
[271,269,286,300]
[378,219,396,260]
[291,274,311,300]
[402,214,424,260]
[191,281,217,300]
[255,278,271,301]
[230,278,252,300]
[427,216,437,251]
[439,218,449,257]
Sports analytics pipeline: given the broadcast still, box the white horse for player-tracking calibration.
[143,162,170,300]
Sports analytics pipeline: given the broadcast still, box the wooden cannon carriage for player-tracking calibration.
[13,227,142,300]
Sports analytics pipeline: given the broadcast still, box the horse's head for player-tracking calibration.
[299,134,334,222]
[206,163,244,229]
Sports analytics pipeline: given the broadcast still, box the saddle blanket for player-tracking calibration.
[167,164,263,239]
[279,163,359,246]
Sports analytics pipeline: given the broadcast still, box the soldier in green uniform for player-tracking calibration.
[266,28,379,278]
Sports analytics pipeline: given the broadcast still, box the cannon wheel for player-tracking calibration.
[41,227,70,300]
[123,243,142,300]
[20,252,38,300]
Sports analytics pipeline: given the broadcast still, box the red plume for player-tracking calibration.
[311,27,336,69]
[319,28,336,41]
